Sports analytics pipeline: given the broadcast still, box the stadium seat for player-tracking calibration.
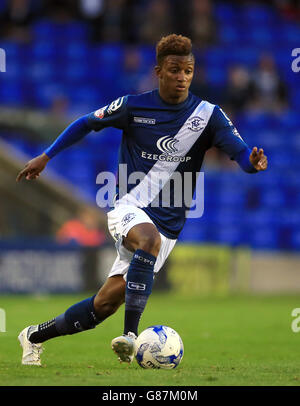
[177,219,207,243]
[0,81,24,106]
[248,228,279,250]
[291,230,300,251]
[32,20,90,41]
[213,225,243,246]
[214,3,239,23]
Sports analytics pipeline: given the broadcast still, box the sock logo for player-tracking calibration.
[74,321,83,331]
[134,254,155,266]
[127,281,146,291]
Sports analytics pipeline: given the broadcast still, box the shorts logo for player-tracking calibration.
[187,116,205,132]
[107,97,124,114]
[121,212,136,227]
[94,106,107,119]
[156,136,178,154]
[127,281,146,291]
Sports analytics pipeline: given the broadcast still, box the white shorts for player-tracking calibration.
[107,204,177,279]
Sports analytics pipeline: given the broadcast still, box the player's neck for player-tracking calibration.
[158,88,189,105]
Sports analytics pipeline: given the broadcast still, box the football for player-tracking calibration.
[135,325,184,369]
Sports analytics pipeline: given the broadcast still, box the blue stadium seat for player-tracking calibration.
[0,40,22,60]
[63,62,90,83]
[243,208,279,249]
[230,47,259,68]
[31,40,60,60]
[260,188,285,208]
[205,67,227,85]
[94,45,123,69]
[204,48,229,69]
[291,230,300,251]
[64,42,90,61]
[213,225,242,246]
[34,83,65,109]
[26,61,57,82]
[0,81,24,106]
[282,23,300,46]
[218,25,240,45]
[214,3,239,22]
[240,5,276,25]
[244,28,273,47]
[248,227,279,250]
[177,219,207,243]
[32,20,90,41]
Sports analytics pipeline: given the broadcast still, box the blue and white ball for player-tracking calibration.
[135,325,184,369]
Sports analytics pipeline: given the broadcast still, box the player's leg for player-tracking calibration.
[122,222,161,336]
[111,222,161,363]
[18,275,125,365]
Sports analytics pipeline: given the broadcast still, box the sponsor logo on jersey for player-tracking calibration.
[94,106,107,119]
[134,117,156,125]
[187,116,205,132]
[107,96,124,114]
[156,135,179,154]
[140,135,191,162]
[141,151,191,162]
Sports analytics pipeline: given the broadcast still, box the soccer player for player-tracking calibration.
[16,34,268,366]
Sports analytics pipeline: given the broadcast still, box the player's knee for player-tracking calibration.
[93,296,123,319]
[137,232,161,257]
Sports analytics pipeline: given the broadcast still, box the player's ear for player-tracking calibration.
[154,65,162,78]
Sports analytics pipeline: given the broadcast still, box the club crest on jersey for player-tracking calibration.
[156,136,179,154]
[187,116,205,132]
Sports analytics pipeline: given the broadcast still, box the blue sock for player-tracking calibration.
[55,295,100,335]
[124,249,156,336]
[28,295,101,343]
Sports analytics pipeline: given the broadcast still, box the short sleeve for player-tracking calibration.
[209,105,248,159]
[86,95,129,132]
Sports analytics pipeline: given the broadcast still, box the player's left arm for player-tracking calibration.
[209,106,268,173]
[16,96,129,182]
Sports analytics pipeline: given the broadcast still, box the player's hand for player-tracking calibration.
[16,153,50,182]
[249,147,268,171]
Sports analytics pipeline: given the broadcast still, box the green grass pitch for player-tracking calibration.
[0,293,300,386]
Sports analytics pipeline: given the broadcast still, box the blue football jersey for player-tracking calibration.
[87,89,249,239]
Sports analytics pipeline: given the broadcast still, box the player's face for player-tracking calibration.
[155,54,195,104]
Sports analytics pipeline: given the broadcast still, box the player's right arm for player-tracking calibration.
[209,105,268,173]
[16,96,129,182]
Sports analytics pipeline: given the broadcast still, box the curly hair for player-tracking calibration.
[156,34,193,65]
